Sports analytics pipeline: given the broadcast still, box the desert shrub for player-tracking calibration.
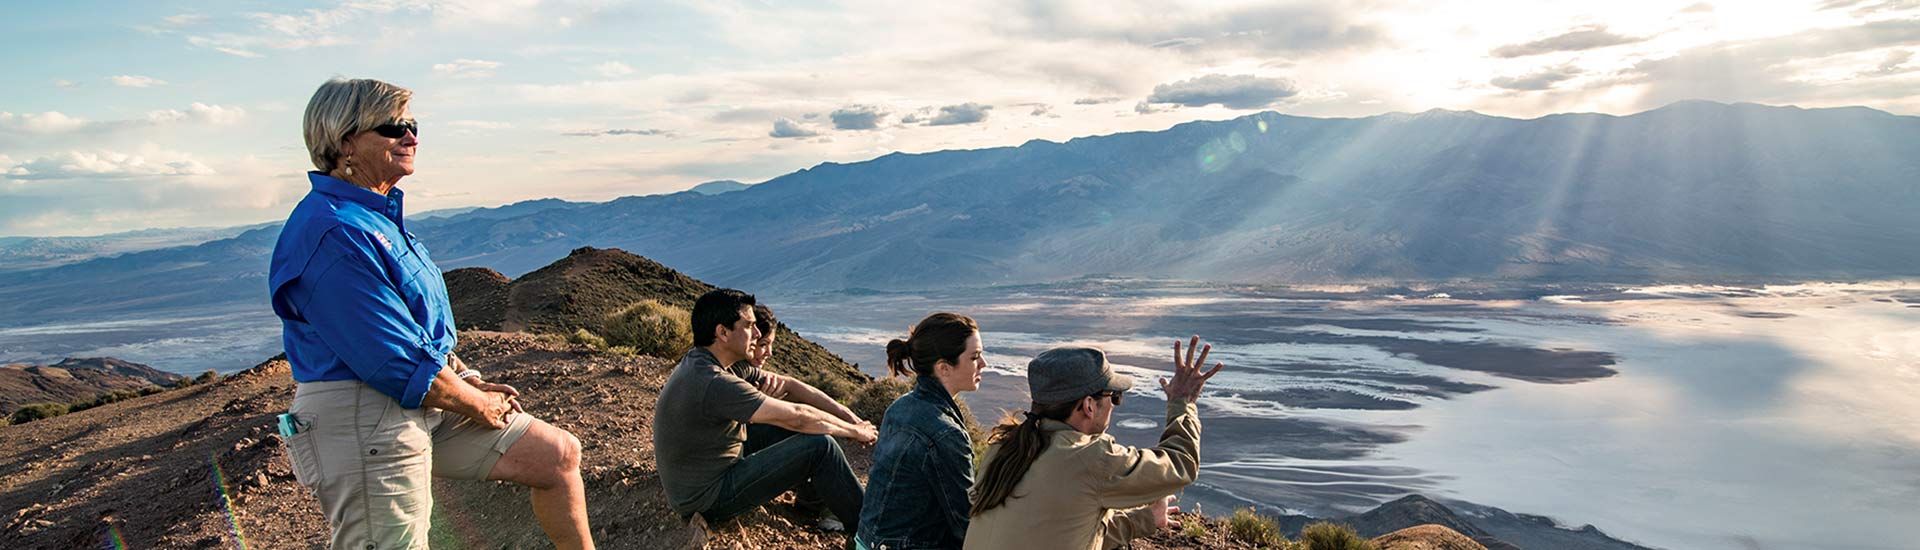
[606,345,641,357]
[847,377,911,425]
[567,328,608,350]
[1229,507,1288,548]
[1183,514,1212,539]
[534,332,570,346]
[795,366,859,403]
[10,402,70,425]
[195,370,220,384]
[600,299,692,358]
[1297,522,1374,550]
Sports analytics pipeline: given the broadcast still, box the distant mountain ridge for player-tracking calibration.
[2,101,1916,322]
[0,357,183,414]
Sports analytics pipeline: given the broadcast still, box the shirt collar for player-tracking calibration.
[913,373,964,417]
[309,172,405,222]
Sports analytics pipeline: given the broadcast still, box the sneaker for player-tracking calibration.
[817,513,845,532]
[685,513,709,549]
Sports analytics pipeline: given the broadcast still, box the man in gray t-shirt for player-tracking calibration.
[651,289,877,536]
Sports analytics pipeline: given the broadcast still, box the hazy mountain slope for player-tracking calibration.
[2,101,1914,323]
[0,357,183,414]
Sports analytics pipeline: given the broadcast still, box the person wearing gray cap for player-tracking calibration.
[964,336,1223,550]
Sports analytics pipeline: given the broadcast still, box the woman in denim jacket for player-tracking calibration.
[856,313,986,549]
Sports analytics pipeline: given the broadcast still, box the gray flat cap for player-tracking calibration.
[1028,347,1133,405]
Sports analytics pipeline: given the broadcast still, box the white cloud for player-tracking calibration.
[160,13,208,27]
[593,61,635,78]
[109,75,167,88]
[0,111,92,134]
[4,150,215,180]
[52,79,75,89]
[0,103,245,145]
[448,120,514,130]
[433,58,502,78]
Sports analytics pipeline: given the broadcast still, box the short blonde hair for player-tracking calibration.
[302,78,412,172]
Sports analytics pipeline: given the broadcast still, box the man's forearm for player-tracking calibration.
[785,379,859,424]
[778,404,866,439]
[421,366,488,417]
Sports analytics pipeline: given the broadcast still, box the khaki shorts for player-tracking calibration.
[284,379,535,550]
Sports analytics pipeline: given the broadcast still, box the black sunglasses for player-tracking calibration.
[1093,390,1123,406]
[368,120,419,139]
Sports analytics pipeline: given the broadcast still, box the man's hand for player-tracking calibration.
[1153,494,1181,530]
[756,373,790,399]
[470,390,515,429]
[1159,335,1225,403]
[471,381,524,414]
[846,419,877,445]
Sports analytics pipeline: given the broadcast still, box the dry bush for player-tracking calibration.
[600,299,692,358]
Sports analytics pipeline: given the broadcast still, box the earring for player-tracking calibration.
[343,155,355,177]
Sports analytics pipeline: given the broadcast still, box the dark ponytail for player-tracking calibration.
[970,400,1077,516]
[885,312,978,378]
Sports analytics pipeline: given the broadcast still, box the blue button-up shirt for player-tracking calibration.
[268,172,454,409]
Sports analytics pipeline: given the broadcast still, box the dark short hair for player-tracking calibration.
[752,304,777,340]
[692,289,757,347]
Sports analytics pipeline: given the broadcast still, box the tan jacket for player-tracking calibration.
[963,397,1201,550]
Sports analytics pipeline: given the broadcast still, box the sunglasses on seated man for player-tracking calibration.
[1093,390,1123,406]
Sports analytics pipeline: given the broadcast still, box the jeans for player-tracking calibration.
[696,424,864,533]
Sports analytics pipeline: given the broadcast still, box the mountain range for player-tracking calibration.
[1,100,1915,323]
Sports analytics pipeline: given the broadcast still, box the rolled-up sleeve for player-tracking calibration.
[290,228,444,408]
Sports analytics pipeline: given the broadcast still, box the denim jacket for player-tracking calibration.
[856,375,974,550]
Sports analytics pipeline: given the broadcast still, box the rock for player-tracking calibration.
[1374,524,1489,550]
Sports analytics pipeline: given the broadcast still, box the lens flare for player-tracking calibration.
[1257,119,1269,133]
[210,455,250,550]
[106,525,127,550]
[1195,131,1251,174]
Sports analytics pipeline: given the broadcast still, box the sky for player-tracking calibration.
[1,0,1916,237]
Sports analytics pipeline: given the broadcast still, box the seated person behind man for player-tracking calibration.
[652,289,878,537]
[743,303,871,530]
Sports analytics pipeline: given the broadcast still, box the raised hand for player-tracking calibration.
[1153,494,1181,529]
[1158,335,1225,402]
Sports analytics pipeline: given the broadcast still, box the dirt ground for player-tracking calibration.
[0,331,1459,549]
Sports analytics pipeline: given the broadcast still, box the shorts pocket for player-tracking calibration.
[285,414,324,487]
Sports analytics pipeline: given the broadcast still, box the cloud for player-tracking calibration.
[1878,49,1915,73]
[0,103,246,145]
[1491,25,1649,58]
[1145,74,1299,109]
[447,120,515,130]
[563,128,674,137]
[3,150,215,180]
[160,14,208,27]
[1619,18,1920,109]
[433,58,502,78]
[1818,0,1920,16]
[768,117,821,138]
[1490,64,1585,91]
[52,79,75,88]
[1029,104,1054,116]
[593,61,635,78]
[1074,97,1122,105]
[829,105,886,130]
[928,103,992,126]
[1680,2,1715,13]
[109,75,167,88]
[1010,1,1387,56]
[0,111,92,134]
